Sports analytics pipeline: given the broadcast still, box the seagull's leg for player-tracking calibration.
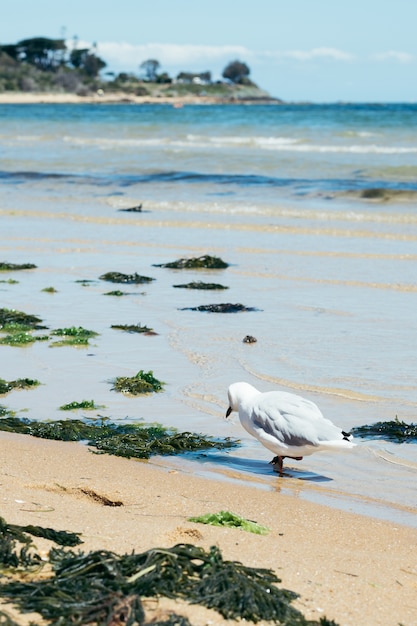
[270,455,284,474]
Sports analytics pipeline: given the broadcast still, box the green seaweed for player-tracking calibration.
[173,281,229,290]
[352,416,417,442]
[41,286,58,293]
[51,326,98,338]
[0,541,338,625]
[111,323,155,334]
[153,255,229,269]
[59,400,104,411]
[50,326,98,347]
[50,336,90,347]
[0,332,49,346]
[0,417,238,459]
[99,271,155,284]
[0,279,18,285]
[112,370,165,394]
[0,378,40,395]
[188,511,269,535]
[0,308,47,330]
[0,262,37,271]
[103,290,134,296]
[181,303,258,313]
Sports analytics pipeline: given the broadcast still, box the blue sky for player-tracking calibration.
[2,0,417,102]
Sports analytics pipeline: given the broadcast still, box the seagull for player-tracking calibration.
[226,382,355,474]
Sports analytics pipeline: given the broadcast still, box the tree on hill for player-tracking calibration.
[222,60,251,84]
[70,48,106,78]
[140,59,160,81]
[15,37,66,70]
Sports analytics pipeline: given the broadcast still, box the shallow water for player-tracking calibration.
[0,103,416,528]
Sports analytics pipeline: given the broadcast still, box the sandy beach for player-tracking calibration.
[0,431,416,626]
[0,91,277,105]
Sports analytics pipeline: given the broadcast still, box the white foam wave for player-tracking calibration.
[61,134,417,155]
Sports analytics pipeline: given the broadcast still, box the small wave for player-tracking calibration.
[61,133,417,155]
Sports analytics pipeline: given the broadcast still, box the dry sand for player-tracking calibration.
[0,431,416,625]
[0,91,273,105]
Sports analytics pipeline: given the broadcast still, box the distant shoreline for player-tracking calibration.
[0,91,282,105]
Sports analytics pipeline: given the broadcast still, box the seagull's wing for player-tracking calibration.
[250,391,341,447]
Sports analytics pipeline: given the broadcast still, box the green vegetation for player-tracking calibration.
[352,417,417,442]
[181,303,258,313]
[99,271,155,284]
[0,378,40,395]
[0,416,238,459]
[188,511,269,535]
[41,286,58,293]
[50,326,98,347]
[173,281,229,290]
[0,279,18,284]
[59,400,104,411]
[154,255,229,269]
[111,323,155,334]
[0,332,49,346]
[112,370,165,394]
[0,262,37,271]
[51,326,98,338]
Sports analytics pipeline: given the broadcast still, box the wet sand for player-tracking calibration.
[1,431,416,626]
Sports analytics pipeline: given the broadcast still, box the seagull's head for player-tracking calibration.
[226,382,258,418]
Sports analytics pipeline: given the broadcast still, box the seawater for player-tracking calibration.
[0,103,416,527]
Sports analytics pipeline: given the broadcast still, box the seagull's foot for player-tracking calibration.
[270,455,284,475]
[271,455,304,476]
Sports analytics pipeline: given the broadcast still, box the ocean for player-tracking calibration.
[0,102,416,527]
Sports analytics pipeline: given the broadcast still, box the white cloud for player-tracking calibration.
[71,40,354,76]
[94,42,250,73]
[280,47,354,62]
[372,50,413,63]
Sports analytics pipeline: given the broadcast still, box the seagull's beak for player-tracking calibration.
[226,406,232,418]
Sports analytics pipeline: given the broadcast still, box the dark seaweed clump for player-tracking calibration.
[0,262,37,271]
[351,417,417,442]
[153,255,229,269]
[0,516,82,553]
[173,281,229,290]
[360,188,389,200]
[111,323,155,334]
[112,370,164,394]
[99,271,155,284]
[0,378,40,395]
[180,303,259,313]
[0,530,339,626]
[0,307,47,331]
[103,290,134,296]
[0,416,238,460]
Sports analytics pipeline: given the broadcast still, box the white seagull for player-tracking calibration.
[226,382,355,473]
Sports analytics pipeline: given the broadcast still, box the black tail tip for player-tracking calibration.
[342,430,352,441]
